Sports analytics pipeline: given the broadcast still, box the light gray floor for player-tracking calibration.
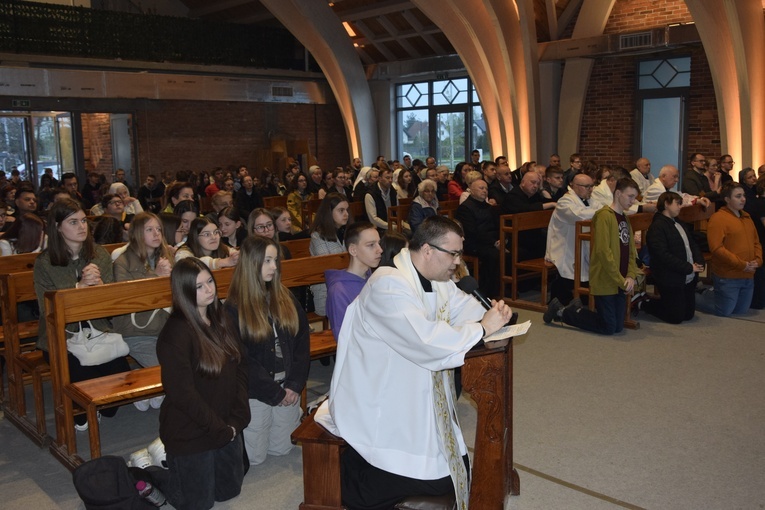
[2,307,764,509]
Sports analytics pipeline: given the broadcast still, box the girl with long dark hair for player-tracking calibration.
[33,199,130,430]
[308,192,349,314]
[175,217,239,270]
[157,258,249,509]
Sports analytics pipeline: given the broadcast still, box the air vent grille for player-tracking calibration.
[620,32,652,50]
[272,86,294,97]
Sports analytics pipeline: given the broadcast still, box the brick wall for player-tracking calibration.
[134,100,349,182]
[604,0,692,34]
[579,45,719,169]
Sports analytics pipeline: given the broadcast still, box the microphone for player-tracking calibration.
[456,276,519,328]
[455,276,492,310]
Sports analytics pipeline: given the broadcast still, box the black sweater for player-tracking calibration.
[157,313,250,456]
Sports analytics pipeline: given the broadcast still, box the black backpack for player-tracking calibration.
[72,455,155,509]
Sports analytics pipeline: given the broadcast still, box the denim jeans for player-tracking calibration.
[562,291,626,335]
[712,275,753,316]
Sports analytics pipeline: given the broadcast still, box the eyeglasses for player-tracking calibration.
[108,200,124,206]
[253,222,274,233]
[429,243,463,259]
[574,183,594,189]
[199,230,221,238]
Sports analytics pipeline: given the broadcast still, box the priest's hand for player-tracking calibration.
[480,300,513,337]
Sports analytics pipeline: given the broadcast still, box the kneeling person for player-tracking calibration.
[317,216,513,509]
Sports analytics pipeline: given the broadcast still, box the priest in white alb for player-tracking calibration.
[316,216,513,510]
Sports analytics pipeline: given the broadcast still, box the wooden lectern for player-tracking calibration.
[291,339,519,510]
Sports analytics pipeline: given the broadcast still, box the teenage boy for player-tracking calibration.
[324,222,383,340]
[545,177,641,334]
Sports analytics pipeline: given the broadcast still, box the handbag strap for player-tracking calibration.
[130,308,162,329]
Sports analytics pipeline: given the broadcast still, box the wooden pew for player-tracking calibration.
[387,203,411,232]
[282,238,312,260]
[291,340,520,510]
[302,198,323,230]
[264,195,288,209]
[498,210,556,312]
[44,252,348,470]
[573,212,652,329]
[45,274,228,470]
[349,201,365,222]
[438,199,460,216]
[0,244,124,407]
[2,271,50,445]
[677,202,715,268]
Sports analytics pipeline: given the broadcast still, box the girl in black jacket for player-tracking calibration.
[226,235,310,465]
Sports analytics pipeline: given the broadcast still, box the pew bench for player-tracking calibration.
[281,237,312,259]
[0,252,55,403]
[387,203,410,233]
[264,195,288,209]
[0,244,125,439]
[2,271,49,446]
[45,270,236,470]
[301,198,324,230]
[499,210,556,312]
[66,366,163,464]
[45,253,347,470]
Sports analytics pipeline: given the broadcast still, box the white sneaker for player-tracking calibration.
[133,399,151,412]
[74,412,101,431]
[147,437,167,469]
[128,448,153,469]
[149,396,165,409]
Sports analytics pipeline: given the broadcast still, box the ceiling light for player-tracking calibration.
[343,21,356,37]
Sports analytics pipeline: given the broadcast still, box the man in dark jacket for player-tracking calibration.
[640,191,705,323]
[235,175,264,220]
[455,178,504,297]
[502,171,555,261]
[682,153,720,201]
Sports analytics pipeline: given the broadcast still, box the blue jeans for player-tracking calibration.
[562,291,626,335]
[712,275,753,316]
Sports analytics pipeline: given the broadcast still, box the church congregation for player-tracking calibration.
[2,1,765,508]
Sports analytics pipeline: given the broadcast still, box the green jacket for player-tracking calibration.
[33,245,114,351]
[589,206,639,296]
